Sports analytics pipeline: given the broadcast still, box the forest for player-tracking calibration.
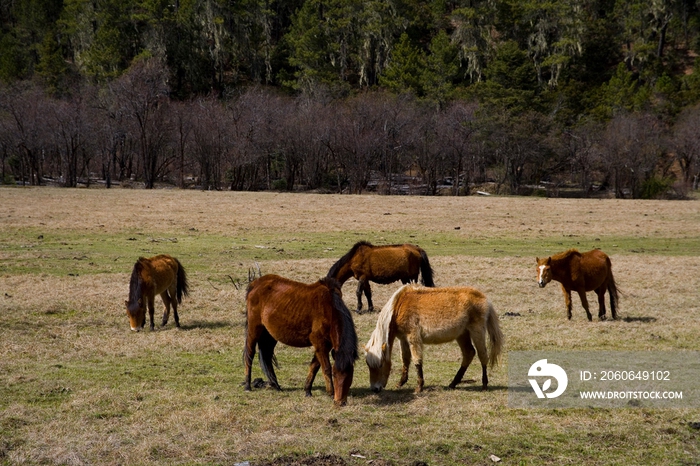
[1,0,700,197]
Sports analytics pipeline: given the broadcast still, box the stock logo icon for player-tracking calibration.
[528,359,568,399]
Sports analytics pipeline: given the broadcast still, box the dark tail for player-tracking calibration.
[419,249,435,287]
[608,270,619,320]
[242,299,280,388]
[257,329,279,386]
[175,258,189,304]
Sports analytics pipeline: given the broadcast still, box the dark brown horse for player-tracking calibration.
[327,241,435,312]
[536,249,618,321]
[244,274,359,406]
[125,254,189,331]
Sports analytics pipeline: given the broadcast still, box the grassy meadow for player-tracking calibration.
[0,187,699,465]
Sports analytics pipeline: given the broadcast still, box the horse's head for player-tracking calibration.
[365,342,391,393]
[125,298,146,331]
[332,364,354,406]
[536,257,552,288]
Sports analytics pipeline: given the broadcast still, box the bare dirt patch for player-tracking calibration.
[1,187,697,239]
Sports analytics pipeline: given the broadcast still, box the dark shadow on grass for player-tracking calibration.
[447,383,509,393]
[350,383,508,405]
[622,316,657,323]
[350,387,417,405]
[168,320,231,331]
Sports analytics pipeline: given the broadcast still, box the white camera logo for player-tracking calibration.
[528,359,568,399]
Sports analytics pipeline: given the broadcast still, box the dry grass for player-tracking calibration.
[0,187,699,465]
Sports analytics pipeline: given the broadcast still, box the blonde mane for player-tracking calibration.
[365,284,413,368]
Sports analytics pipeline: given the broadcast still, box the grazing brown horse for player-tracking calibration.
[365,284,503,393]
[536,248,618,321]
[125,254,189,331]
[244,274,359,406]
[327,241,435,313]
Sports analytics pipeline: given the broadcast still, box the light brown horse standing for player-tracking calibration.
[244,274,358,406]
[536,248,618,321]
[327,241,435,313]
[365,284,503,393]
[125,254,189,331]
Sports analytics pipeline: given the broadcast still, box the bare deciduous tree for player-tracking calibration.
[671,105,700,190]
[596,113,664,198]
[109,58,172,188]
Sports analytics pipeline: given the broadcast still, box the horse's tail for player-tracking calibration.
[175,258,190,304]
[486,302,503,369]
[256,328,280,386]
[243,284,279,386]
[419,248,435,287]
[607,267,619,320]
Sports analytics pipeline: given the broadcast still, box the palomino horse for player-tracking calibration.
[327,241,435,313]
[125,254,189,331]
[244,275,358,406]
[536,248,619,321]
[365,284,503,393]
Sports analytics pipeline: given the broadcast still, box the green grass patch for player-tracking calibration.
[2,227,699,276]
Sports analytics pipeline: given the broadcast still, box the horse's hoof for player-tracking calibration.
[305,392,312,397]
[599,315,607,321]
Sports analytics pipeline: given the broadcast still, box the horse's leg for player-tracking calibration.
[355,280,364,313]
[243,327,259,391]
[304,354,322,397]
[596,287,607,321]
[577,290,593,321]
[449,331,476,389]
[407,334,425,393]
[166,281,181,327]
[172,298,180,328]
[147,297,156,331]
[160,290,172,327]
[310,335,334,397]
[364,281,374,313]
[560,285,573,320]
[397,337,412,388]
[317,350,335,397]
[471,329,490,390]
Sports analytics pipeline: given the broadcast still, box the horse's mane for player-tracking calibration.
[327,241,373,279]
[127,258,147,311]
[365,284,411,368]
[322,276,359,372]
[551,249,581,261]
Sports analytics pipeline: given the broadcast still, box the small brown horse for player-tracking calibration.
[244,274,359,406]
[327,241,435,313]
[365,284,503,393]
[125,254,189,331]
[536,248,618,321]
